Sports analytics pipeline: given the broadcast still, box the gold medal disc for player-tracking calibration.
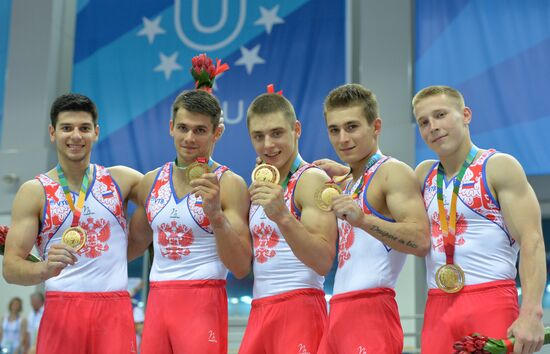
[62,226,86,251]
[251,164,280,184]
[186,162,210,181]
[435,264,465,293]
[314,184,342,211]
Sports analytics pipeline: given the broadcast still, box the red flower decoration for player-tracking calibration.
[453,334,490,354]
[0,225,40,262]
[0,225,8,246]
[266,84,283,96]
[190,53,230,93]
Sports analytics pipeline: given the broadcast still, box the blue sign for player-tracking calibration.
[415,0,550,175]
[73,0,346,179]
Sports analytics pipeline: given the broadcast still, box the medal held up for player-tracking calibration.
[251,164,280,184]
[314,183,341,211]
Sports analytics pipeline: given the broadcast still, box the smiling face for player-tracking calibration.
[326,105,381,169]
[413,93,472,158]
[248,111,301,169]
[170,108,222,165]
[49,111,99,164]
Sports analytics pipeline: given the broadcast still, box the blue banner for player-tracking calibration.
[73,0,346,181]
[415,0,550,175]
[0,0,12,143]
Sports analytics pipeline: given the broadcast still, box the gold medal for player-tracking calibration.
[185,161,211,182]
[314,183,342,211]
[435,263,465,293]
[61,226,86,251]
[251,164,280,184]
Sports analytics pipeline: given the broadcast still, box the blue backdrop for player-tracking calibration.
[0,0,12,144]
[415,0,550,175]
[73,0,346,180]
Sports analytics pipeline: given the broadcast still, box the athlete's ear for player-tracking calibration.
[294,120,302,139]
[49,124,56,143]
[373,117,382,137]
[463,107,472,125]
[213,125,223,142]
[93,124,100,142]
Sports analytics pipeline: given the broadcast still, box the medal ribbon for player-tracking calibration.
[349,151,382,199]
[56,164,90,227]
[436,145,478,265]
[281,154,304,190]
[174,157,214,169]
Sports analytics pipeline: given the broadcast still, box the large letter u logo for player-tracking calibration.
[174,0,247,51]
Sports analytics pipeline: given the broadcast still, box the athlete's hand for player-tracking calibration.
[43,243,77,279]
[190,173,222,219]
[249,181,289,223]
[331,195,364,227]
[507,310,544,354]
[312,159,350,179]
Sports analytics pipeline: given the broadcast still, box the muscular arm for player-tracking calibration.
[210,173,252,279]
[267,169,337,275]
[127,172,155,261]
[487,154,545,352]
[108,165,143,205]
[335,161,430,256]
[3,181,76,285]
[366,161,429,256]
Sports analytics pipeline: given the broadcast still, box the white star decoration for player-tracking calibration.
[254,5,284,34]
[235,45,265,75]
[137,16,166,44]
[154,52,182,80]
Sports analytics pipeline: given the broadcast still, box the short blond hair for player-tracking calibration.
[412,86,465,110]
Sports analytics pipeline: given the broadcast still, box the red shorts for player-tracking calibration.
[140,280,227,354]
[239,288,327,354]
[36,291,136,354]
[318,288,403,354]
[421,280,519,354]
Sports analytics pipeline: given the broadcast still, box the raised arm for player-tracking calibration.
[251,168,338,275]
[191,172,252,279]
[127,172,155,261]
[332,160,430,256]
[3,181,76,285]
[487,154,545,353]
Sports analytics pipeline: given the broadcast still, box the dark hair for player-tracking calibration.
[8,297,22,314]
[50,93,98,128]
[172,90,222,130]
[324,84,379,124]
[246,93,297,128]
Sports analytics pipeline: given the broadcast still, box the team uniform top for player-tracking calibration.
[249,164,325,299]
[333,156,407,295]
[36,165,128,292]
[146,162,230,282]
[422,149,519,289]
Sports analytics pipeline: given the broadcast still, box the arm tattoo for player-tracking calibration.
[369,225,418,249]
